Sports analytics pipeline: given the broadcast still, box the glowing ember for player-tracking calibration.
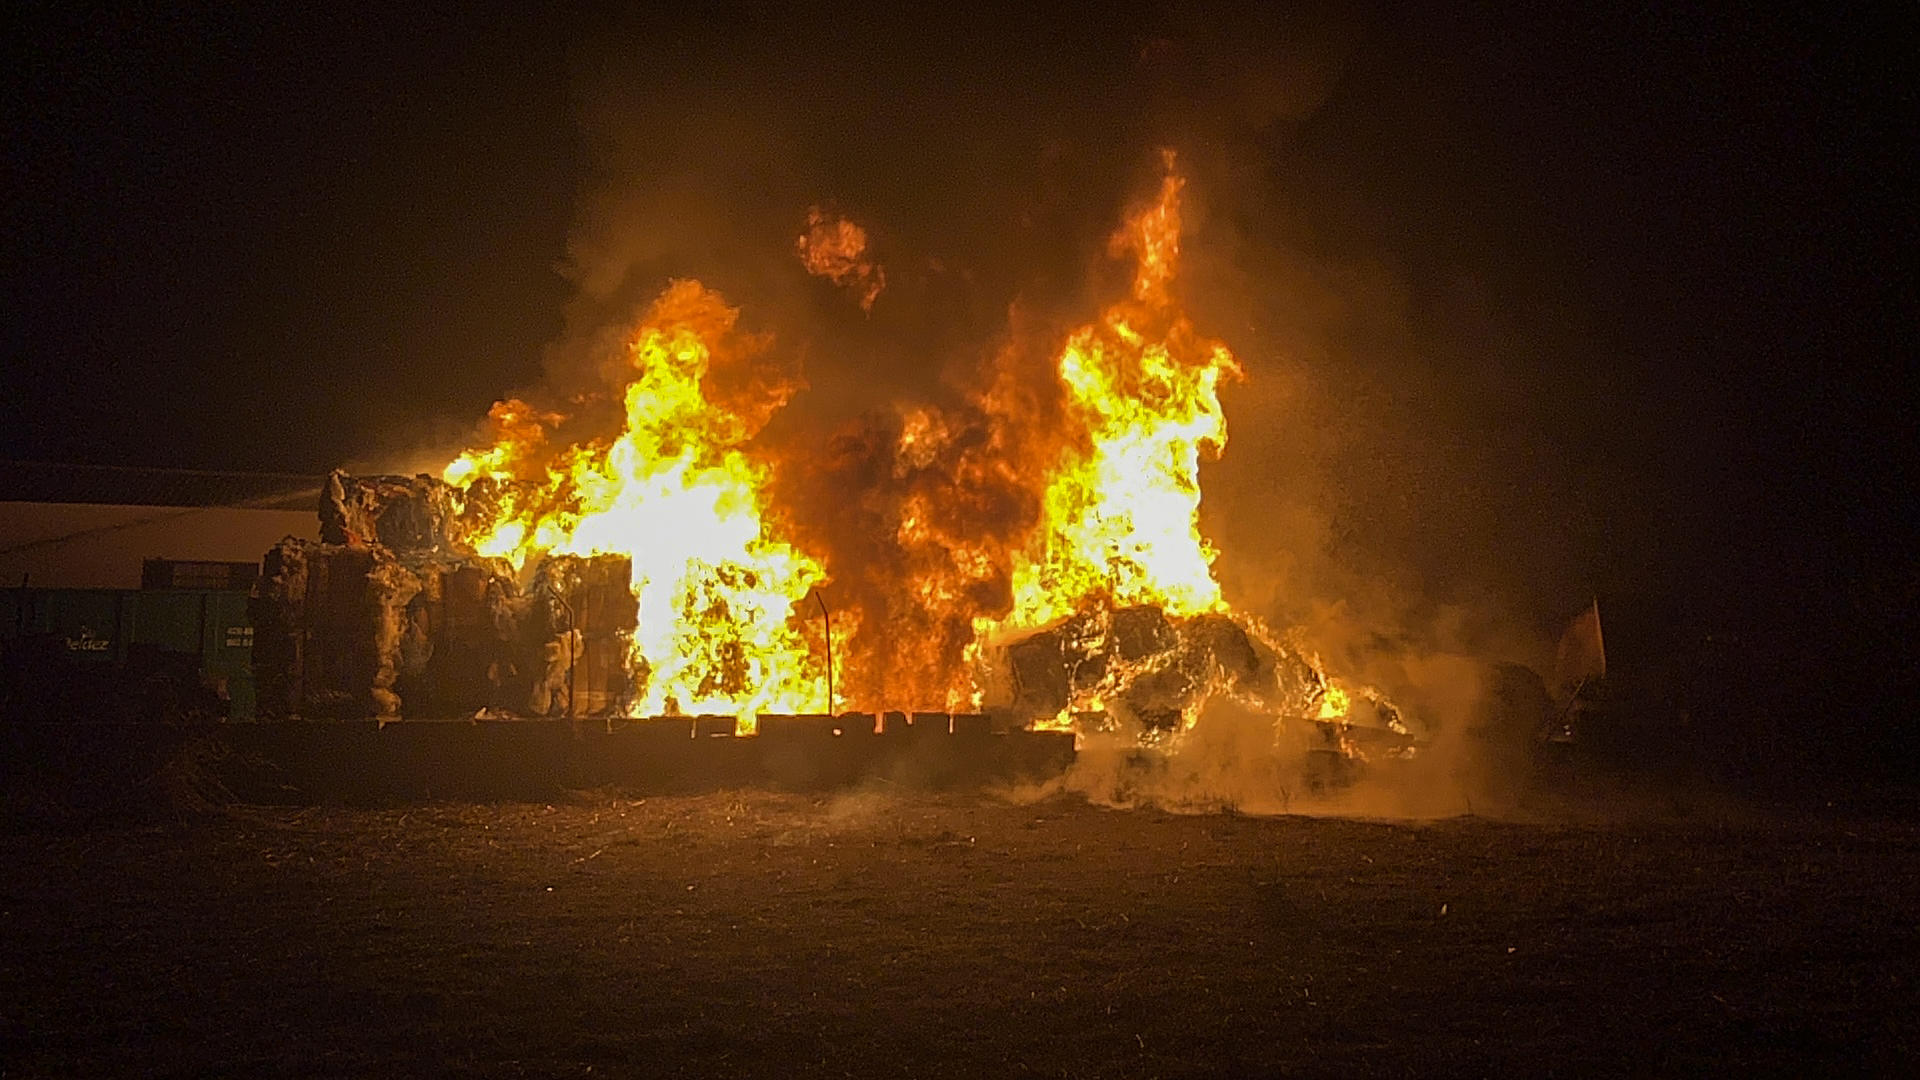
[1316,682,1351,721]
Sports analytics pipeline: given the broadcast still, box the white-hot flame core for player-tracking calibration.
[447,281,824,722]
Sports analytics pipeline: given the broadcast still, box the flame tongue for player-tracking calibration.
[993,165,1241,634]
[445,280,825,720]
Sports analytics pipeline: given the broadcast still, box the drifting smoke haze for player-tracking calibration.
[7,3,1905,809]
[389,3,1639,810]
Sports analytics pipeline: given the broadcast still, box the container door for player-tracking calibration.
[202,591,256,719]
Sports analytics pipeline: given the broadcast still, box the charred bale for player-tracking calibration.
[1111,605,1178,660]
[1118,664,1194,733]
[532,555,638,635]
[525,554,636,717]
[296,544,376,716]
[263,542,422,719]
[1181,613,1262,683]
[1008,630,1070,723]
[390,559,530,718]
[384,557,496,717]
[364,554,424,716]
[562,632,631,717]
[486,584,550,716]
[320,471,458,553]
[420,553,487,714]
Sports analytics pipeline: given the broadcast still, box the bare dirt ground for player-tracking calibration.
[2,787,1916,1078]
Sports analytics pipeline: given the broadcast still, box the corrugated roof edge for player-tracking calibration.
[0,461,324,510]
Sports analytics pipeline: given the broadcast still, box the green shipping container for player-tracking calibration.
[198,591,256,720]
[3,588,127,665]
[1,587,257,718]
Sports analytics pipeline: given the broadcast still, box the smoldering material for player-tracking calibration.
[252,471,633,720]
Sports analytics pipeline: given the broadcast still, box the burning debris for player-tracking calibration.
[1004,605,1312,733]
[796,207,885,311]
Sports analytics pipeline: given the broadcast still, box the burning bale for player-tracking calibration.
[1002,603,1326,733]
[251,471,635,720]
[405,160,1280,731]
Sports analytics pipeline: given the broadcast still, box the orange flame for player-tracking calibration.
[988,160,1241,634]
[797,207,885,311]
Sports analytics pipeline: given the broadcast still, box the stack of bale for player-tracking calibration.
[250,471,636,720]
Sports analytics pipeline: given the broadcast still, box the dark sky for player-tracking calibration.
[4,3,1913,665]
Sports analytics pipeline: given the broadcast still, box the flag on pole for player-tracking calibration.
[1553,598,1607,698]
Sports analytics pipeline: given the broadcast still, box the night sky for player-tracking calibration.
[5,4,1913,761]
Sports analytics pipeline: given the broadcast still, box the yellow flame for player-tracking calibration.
[445,281,824,721]
[1316,683,1351,721]
[993,158,1241,635]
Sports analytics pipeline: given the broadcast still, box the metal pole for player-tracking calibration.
[549,583,576,720]
[1549,675,1589,741]
[815,589,833,716]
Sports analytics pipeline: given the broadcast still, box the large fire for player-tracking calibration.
[440,154,1354,736]
[443,283,826,723]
